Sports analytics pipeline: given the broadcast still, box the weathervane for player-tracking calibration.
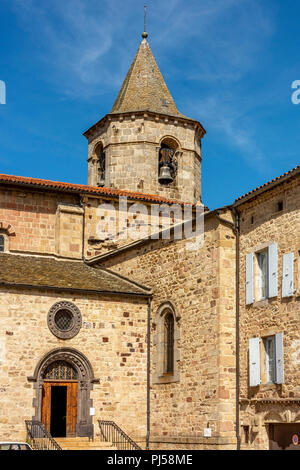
[142,5,148,39]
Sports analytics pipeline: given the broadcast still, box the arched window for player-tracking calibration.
[0,235,5,252]
[153,301,180,384]
[158,138,179,185]
[95,142,106,187]
[164,313,174,374]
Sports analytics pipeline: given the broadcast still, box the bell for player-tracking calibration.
[98,172,105,187]
[158,164,173,185]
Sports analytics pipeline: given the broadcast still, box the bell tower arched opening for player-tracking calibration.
[158,137,179,186]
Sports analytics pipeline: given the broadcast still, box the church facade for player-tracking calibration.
[0,33,299,450]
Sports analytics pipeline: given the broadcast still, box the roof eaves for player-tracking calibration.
[0,281,152,298]
[234,165,300,206]
[0,173,202,206]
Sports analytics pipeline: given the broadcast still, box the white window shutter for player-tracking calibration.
[246,253,254,304]
[249,337,261,386]
[268,243,278,298]
[275,332,284,384]
[282,252,294,297]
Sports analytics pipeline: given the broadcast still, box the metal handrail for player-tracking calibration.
[25,420,62,450]
[98,420,142,451]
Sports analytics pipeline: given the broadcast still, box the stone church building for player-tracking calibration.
[0,32,299,450]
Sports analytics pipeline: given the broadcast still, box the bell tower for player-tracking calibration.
[84,30,206,204]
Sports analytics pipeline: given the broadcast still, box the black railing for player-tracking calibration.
[25,420,62,450]
[98,420,142,451]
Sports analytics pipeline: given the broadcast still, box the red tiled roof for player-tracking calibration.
[234,165,300,204]
[0,173,200,207]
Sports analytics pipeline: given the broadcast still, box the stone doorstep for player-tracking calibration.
[150,436,237,445]
[55,437,117,450]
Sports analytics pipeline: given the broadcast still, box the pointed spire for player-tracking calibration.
[110,35,186,118]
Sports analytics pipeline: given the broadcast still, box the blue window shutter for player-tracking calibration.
[246,253,254,305]
[249,337,261,386]
[268,243,278,298]
[275,332,284,384]
[282,253,294,297]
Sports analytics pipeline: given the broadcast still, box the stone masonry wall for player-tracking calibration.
[0,288,148,446]
[0,188,82,259]
[100,211,237,450]
[87,113,203,204]
[238,175,300,450]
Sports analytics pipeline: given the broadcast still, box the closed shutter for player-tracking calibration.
[275,332,284,384]
[282,252,294,297]
[246,253,254,305]
[268,243,278,298]
[249,337,261,386]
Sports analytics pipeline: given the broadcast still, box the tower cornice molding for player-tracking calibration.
[83,110,206,140]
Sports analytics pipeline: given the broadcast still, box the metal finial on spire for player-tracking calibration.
[142,5,148,39]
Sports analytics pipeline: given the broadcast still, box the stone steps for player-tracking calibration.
[55,437,117,451]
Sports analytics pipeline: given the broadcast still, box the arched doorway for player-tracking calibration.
[28,348,99,438]
[42,360,78,437]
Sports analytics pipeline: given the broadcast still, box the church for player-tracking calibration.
[0,29,299,451]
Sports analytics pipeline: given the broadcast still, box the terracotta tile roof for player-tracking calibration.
[0,173,198,207]
[110,38,189,119]
[234,165,300,204]
[0,253,151,296]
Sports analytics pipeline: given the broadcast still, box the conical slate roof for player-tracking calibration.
[110,38,187,118]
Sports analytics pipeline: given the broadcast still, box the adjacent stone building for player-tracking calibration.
[0,31,299,450]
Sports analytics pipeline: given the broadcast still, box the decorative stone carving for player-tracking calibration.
[47,301,82,340]
[29,347,99,438]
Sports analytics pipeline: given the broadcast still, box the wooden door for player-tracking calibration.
[269,424,300,450]
[41,382,78,437]
[67,382,78,437]
[41,382,52,432]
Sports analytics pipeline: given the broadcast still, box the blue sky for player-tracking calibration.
[0,0,299,209]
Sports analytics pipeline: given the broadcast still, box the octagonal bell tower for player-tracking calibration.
[84,31,206,204]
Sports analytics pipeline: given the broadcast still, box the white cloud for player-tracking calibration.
[9,0,275,97]
[8,0,276,167]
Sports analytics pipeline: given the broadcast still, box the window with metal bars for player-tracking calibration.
[0,235,4,252]
[43,361,78,380]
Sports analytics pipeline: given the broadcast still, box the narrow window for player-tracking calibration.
[0,235,4,252]
[264,336,275,384]
[243,425,250,444]
[257,250,268,300]
[164,313,174,374]
[277,201,283,212]
[95,143,106,186]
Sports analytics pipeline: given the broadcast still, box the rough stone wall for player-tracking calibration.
[0,186,178,261]
[84,195,184,259]
[87,113,203,204]
[0,288,148,445]
[101,212,237,450]
[238,175,300,449]
[0,188,82,258]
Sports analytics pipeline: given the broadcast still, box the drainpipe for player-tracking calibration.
[80,195,86,262]
[146,297,151,450]
[232,206,241,451]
